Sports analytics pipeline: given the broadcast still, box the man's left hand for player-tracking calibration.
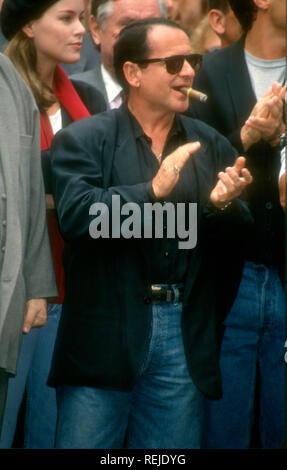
[244,83,286,147]
[210,156,252,209]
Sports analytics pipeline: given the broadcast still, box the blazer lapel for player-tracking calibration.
[113,105,145,185]
[100,106,142,190]
[227,37,257,127]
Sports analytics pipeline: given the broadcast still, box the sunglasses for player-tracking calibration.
[135,53,202,75]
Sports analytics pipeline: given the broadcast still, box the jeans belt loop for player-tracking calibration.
[172,285,180,305]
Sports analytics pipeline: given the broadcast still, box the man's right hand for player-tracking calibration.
[152,141,201,199]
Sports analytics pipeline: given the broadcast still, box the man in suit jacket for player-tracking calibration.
[0,53,57,430]
[71,0,166,108]
[189,0,286,449]
[49,18,252,449]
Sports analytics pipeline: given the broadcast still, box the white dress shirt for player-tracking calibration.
[101,64,123,109]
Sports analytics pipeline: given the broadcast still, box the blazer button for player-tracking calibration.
[144,296,151,304]
[265,202,273,210]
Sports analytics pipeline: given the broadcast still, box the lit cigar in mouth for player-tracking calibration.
[180,87,208,103]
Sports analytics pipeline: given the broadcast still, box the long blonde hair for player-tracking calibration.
[5,31,57,113]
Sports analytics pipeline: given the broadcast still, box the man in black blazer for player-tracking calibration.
[49,17,252,449]
[189,0,286,449]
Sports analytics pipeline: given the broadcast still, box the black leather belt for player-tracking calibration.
[150,285,184,304]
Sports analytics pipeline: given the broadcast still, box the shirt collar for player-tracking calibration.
[126,107,185,142]
[101,64,122,105]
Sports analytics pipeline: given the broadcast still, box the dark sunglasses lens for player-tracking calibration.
[164,55,202,74]
[188,55,202,72]
[165,57,184,74]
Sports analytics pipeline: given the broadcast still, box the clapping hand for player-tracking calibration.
[210,156,253,208]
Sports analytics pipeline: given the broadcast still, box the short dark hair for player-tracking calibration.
[113,17,187,92]
[208,0,229,14]
[228,0,258,32]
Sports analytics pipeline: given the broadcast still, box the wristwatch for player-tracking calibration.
[279,133,286,150]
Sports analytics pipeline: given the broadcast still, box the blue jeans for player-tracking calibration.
[0,303,62,448]
[202,262,286,449]
[55,288,204,449]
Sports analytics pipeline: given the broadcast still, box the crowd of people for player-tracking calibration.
[0,0,285,450]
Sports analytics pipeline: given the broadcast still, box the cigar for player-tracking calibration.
[180,87,208,103]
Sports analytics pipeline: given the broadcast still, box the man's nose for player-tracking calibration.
[179,59,195,78]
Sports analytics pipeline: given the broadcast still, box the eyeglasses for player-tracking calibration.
[135,53,202,75]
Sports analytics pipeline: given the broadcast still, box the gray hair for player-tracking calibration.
[96,1,114,30]
[93,0,166,31]
[158,0,167,17]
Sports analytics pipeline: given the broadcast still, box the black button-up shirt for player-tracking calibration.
[126,109,193,284]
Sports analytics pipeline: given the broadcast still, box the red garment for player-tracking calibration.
[41,65,90,303]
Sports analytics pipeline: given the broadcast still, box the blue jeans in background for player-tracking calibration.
[202,262,286,449]
[55,288,204,449]
[0,303,62,448]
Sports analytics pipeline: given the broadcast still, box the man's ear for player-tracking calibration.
[89,15,101,46]
[208,9,226,36]
[123,62,142,89]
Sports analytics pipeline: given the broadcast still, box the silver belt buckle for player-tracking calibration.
[151,286,161,292]
[151,285,161,304]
